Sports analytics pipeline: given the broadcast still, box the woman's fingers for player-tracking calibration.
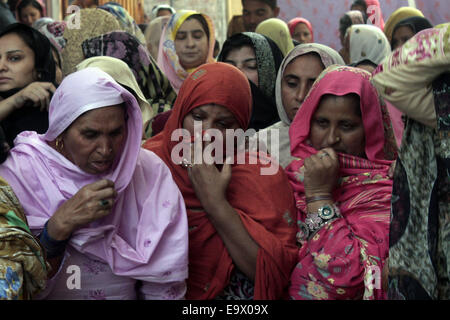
[14,82,56,110]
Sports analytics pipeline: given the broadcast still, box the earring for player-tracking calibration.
[335,137,341,143]
[55,138,64,153]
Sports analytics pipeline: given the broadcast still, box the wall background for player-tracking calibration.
[45,0,448,52]
[278,0,449,51]
[144,0,228,48]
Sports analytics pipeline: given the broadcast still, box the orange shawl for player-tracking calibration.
[143,62,297,299]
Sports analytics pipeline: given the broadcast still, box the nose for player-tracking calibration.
[0,58,7,72]
[25,16,33,26]
[186,34,195,48]
[295,82,309,103]
[97,137,113,156]
[325,127,340,147]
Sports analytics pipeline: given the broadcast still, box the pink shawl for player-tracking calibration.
[0,68,188,283]
[286,65,394,300]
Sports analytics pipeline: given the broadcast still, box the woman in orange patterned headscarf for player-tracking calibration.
[143,62,298,300]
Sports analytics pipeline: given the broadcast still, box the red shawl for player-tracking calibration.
[143,62,297,299]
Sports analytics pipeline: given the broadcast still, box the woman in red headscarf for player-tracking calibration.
[286,65,397,300]
[288,17,314,44]
[143,62,298,300]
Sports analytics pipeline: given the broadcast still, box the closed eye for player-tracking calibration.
[82,130,99,139]
[191,113,203,121]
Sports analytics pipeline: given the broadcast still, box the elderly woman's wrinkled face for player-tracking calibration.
[182,104,241,158]
[60,105,127,175]
[175,18,209,70]
[0,33,36,92]
[309,94,366,158]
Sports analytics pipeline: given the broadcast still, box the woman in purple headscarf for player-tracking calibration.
[0,67,189,300]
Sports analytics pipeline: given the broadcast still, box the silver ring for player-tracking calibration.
[180,158,193,169]
[319,152,330,159]
[99,199,109,207]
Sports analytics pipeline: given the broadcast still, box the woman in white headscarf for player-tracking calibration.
[255,43,344,168]
[343,24,391,72]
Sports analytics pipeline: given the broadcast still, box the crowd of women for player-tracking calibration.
[0,0,448,300]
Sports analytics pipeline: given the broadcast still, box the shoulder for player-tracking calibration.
[136,148,177,184]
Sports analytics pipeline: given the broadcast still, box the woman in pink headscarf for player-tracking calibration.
[286,65,397,300]
[0,67,189,300]
[288,18,313,45]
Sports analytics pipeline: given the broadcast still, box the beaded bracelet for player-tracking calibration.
[297,203,341,241]
[39,221,69,259]
[305,194,333,203]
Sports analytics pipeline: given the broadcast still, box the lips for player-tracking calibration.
[0,77,11,83]
[183,52,199,57]
[91,160,113,172]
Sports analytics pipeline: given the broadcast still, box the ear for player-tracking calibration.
[32,69,41,81]
[273,6,280,17]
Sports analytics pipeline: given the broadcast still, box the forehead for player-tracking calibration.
[20,5,41,14]
[284,53,324,77]
[157,9,172,16]
[316,94,361,117]
[178,18,205,32]
[226,45,256,59]
[71,105,126,129]
[295,23,311,33]
[191,104,236,117]
[0,32,31,51]
[243,0,272,11]
[393,25,415,37]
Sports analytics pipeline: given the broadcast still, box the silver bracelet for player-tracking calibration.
[297,204,341,241]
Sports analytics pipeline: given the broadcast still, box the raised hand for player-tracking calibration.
[47,179,117,241]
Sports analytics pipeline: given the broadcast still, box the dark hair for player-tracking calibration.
[0,23,55,84]
[17,0,43,16]
[242,0,278,10]
[0,125,9,164]
[350,0,368,21]
[391,16,433,48]
[218,33,254,61]
[351,59,377,69]
[351,0,367,11]
[339,14,353,39]
[185,14,210,41]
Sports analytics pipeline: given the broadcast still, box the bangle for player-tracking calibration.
[297,204,341,241]
[305,194,333,203]
[39,221,69,259]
